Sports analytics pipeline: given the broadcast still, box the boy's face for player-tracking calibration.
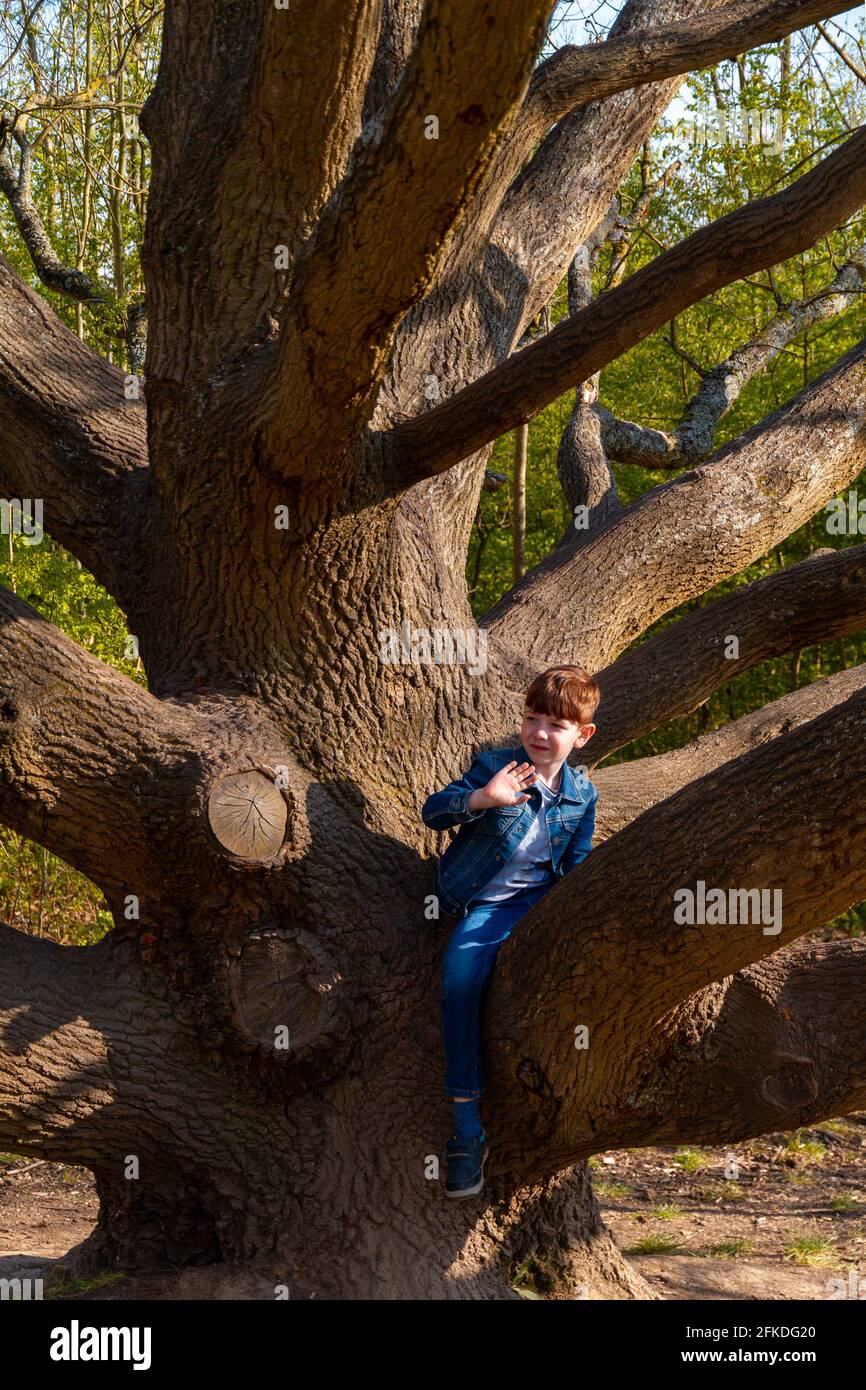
[520,704,595,767]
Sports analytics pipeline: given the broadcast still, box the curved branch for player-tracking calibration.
[0,255,147,602]
[591,543,866,762]
[486,676,866,1182]
[528,0,856,131]
[0,586,213,899]
[602,242,866,469]
[483,331,866,673]
[382,122,866,487]
[0,132,112,304]
[593,661,866,839]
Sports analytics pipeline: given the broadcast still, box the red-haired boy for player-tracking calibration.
[422,665,600,1198]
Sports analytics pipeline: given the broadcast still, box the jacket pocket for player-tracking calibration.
[476,805,527,837]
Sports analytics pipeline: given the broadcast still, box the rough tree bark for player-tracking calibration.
[0,0,865,1300]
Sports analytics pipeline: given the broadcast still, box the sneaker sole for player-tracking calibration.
[445,1144,488,1199]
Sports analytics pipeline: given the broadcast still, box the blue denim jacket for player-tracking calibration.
[421,743,598,918]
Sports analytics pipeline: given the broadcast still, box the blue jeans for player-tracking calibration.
[441,879,555,1099]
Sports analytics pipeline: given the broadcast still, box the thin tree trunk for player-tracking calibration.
[512,423,528,582]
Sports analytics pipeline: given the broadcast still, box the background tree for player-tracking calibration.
[1,0,866,1301]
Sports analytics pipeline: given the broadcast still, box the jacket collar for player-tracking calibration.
[513,745,590,804]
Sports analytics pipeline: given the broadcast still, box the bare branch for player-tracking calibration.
[602,242,866,469]
[591,543,866,762]
[383,122,866,488]
[481,331,866,674]
[0,127,111,303]
[593,661,866,839]
[815,17,866,84]
[640,944,866,1152]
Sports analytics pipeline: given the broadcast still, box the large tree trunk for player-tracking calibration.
[0,0,865,1299]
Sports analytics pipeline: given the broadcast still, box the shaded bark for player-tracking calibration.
[0,256,146,597]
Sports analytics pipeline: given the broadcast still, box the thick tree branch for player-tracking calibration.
[485,0,717,321]
[490,1,851,310]
[376,1,714,446]
[0,586,218,900]
[384,0,833,394]
[497,941,866,1177]
[140,0,384,395]
[265,0,557,468]
[528,0,858,132]
[592,661,866,839]
[590,543,866,762]
[373,2,724,586]
[0,924,272,1190]
[636,944,866,1152]
[383,122,866,487]
[482,331,866,674]
[0,255,147,601]
[486,677,866,1182]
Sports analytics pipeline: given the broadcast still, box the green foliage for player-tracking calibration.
[0,0,161,364]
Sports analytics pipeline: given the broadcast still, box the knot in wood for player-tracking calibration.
[760,1052,818,1110]
[228,927,341,1058]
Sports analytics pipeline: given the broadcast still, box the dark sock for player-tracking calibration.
[453,1099,482,1142]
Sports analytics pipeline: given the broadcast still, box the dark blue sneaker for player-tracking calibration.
[444,1131,488,1198]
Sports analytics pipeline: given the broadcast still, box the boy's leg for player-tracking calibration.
[441,893,536,1104]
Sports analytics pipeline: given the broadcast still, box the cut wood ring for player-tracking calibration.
[207,769,289,864]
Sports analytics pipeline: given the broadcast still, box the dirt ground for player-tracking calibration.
[2,1116,865,1299]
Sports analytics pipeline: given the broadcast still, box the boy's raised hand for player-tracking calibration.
[468,760,537,812]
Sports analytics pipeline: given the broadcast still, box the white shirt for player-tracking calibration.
[475,775,558,903]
